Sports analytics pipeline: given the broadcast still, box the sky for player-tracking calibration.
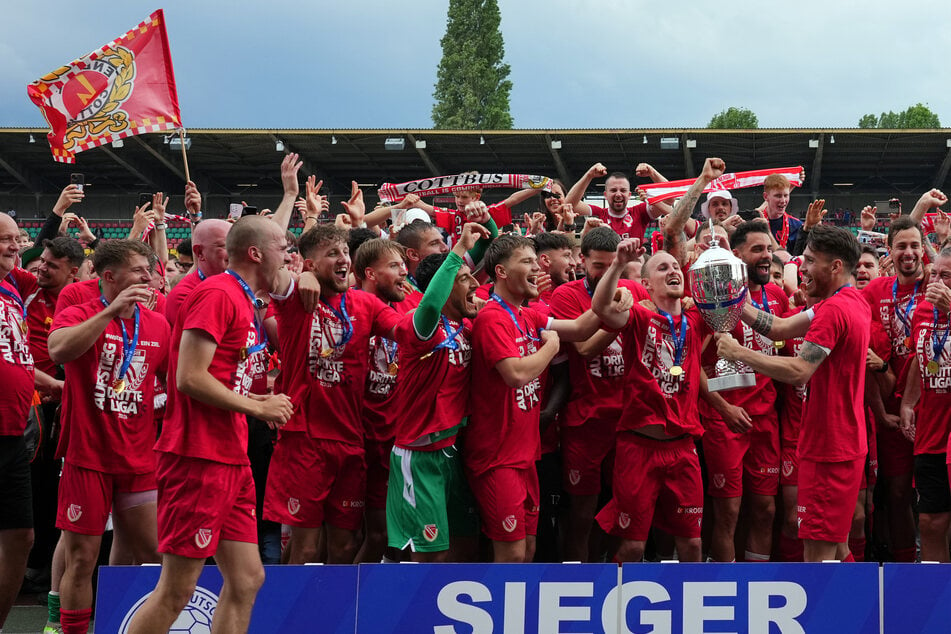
[2,0,950,130]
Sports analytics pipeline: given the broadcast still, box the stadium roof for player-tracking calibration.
[2,127,951,200]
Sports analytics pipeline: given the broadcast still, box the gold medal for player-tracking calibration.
[239,347,248,360]
[774,340,784,350]
[927,360,940,375]
[113,379,126,394]
[669,365,683,377]
[420,351,434,360]
[387,362,399,375]
[19,321,27,335]
[904,337,913,349]
[321,348,334,358]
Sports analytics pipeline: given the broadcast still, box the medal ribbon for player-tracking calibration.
[751,287,772,314]
[320,292,354,349]
[382,337,398,364]
[99,296,140,385]
[426,316,465,357]
[931,307,950,367]
[225,269,268,357]
[892,279,922,337]
[197,269,206,281]
[490,293,540,342]
[0,283,26,322]
[583,277,595,298]
[656,307,687,370]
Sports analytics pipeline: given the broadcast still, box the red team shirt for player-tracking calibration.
[465,298,551,476]
[56,278,167,317]
[155,274,267,466]
[799,287,870,462]
[862,276,926,372]
[271,285,400,444]
[392,313,473,450]
[910,302,951,455]
[780,307,808,450]
[550,278,649,427]
[164,269,204,327]
[364,294,420,442]
[0,269,36,435]
[52,299,169,473]
[615,303,710,437]
[433,203,512,243]
[699,283,789,419]
[588,202,652,240]
[24,284,59,376]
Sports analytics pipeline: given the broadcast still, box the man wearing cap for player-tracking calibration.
[701,191,739,223]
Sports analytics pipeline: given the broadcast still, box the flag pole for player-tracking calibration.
[178,128,191,183]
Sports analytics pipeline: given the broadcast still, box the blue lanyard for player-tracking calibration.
[932,308,950,365]
[832,284,851,296]
[99,296,140,383]
[893,279,922,336]
[0,280,25,322]
[197,269,206,281]
[583,277,595,298]
[490,292,540,342]
[320,292,353,349]
[432,316,464,353]
[751,287,771,314]
[657,307,687,368]
[382,337,398,363]
[407,273,419,290]
[225,269,268,357]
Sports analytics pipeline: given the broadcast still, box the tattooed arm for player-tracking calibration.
[715,335,828,385]
[663,158,725,268]
[739,302,812,340]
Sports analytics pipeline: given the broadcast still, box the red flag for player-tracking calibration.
[26,9,181,164]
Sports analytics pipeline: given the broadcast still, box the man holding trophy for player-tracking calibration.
[716,225,869,562]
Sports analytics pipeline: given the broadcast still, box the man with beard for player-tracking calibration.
[263,225,402,564]
[550,227,649,561]
[386,223,490,561]
[353,238,419,563]
[466,234,631,562]
[861,215,925,563]
[900,247,951,561]
[530,232,576,315]
[701,191,739,223]
[700,222,788,563]
[718,225,869,562]
[47,240,170,634]
[565,164,671,240]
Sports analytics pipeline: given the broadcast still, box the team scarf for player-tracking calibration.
[638,166,804,205]
[378,173,553,203]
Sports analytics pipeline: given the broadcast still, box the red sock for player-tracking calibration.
[842,552,855,562]
[61,607,93,634]
[848,537,866,562]
[893,546,917,562]
[778,533,803,562]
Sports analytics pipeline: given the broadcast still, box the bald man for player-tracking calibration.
[128,215,294,634]
[165,218,231,326]
[0,212,37,630]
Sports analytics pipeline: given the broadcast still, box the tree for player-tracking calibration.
[857,103,941,128]
[431,0,513,129]
[707,107,759,129]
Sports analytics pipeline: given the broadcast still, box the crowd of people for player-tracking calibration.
[1,152,950,633]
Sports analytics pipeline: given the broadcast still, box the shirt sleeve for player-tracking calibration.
[804,301,845,353]
[475,310,522,368]
[182,288,238,345]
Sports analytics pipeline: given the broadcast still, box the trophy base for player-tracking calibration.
[708,372,757,392]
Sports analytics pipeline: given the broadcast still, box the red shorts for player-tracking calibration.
[876,425,913,478]
[781,444,799,487]
[365,436,394,510]
[561,418,615,496]
[467,467,539,542]
[797,457,864,543]
[596,434,703,541]
[702,411,780,498]
[263,432,366,530]
[156,452,257,559]
[56,462,156,536]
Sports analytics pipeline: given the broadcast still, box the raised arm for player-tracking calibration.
[149,192,169,266]
[663,158,725,268]
[590,239,638,331]
[910,188,948,226]
[270,153,303,233]
[739,301,812,341]
[564,163,608,217]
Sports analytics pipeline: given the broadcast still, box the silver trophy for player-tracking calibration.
[689,223,755,392]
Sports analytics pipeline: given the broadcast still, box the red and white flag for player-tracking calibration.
[638,166,804,204]
[26,9,182,164]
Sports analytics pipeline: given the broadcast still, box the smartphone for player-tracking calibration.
[70,173,84,193]
[138,193,152,209]
[241,205,258,217]
[874,199,902,215]
[228,203,243,220]
[737,208,760,222]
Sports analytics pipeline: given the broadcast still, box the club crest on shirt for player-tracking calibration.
[195,528,213,550]
[618,512,631,529]
[423,524,439,542]
[502,515,518,533]
[67,504,82,523]
[568,469,581,486]
[712,473,726,489]
[782,461,795,479]
[287,497,300,516]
